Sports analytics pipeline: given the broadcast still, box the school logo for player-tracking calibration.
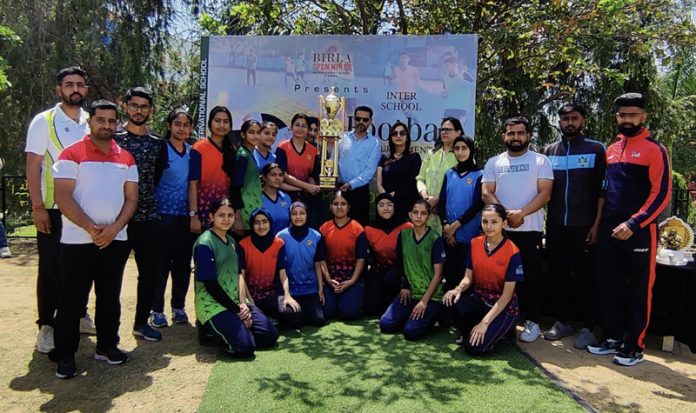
[281,201,287,208]
[515,265,524,275]
[631,151,641,158]
[466,178,473,185]
[307,154,312,160]
[307,239,313,247]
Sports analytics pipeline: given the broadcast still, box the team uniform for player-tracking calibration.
[363,222,413,315]
[262,190,291,235]
[380,227,446,340]
[450,235,524,355]
[231,146,263,231]
[595,128,671,356]
[153,139,195,320]
[193,230,278,357]
[238,236,284,318]
[189,138,231,230]
[277,227,327,327]
[320,219,369,320]
[25,104,89,331]
[252,147,276,171]
[276,139,322,227]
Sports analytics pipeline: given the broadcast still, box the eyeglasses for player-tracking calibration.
[354,116,370,123]
[440,127,455,133]
[390,130,408,137]
[293,124,308,129]
[127,103,152,112]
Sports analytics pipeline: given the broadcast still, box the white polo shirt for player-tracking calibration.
[52,136,138,244]
[25,103,90,209]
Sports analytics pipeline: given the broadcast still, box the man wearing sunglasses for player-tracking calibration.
[337,106,381,225]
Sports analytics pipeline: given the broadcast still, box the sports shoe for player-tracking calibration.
[171,309,189,325]
[36,325,55,354]
[519,320,541,343]
[80,313,97,335]
[95,347,129,365]
[0,247,11,258]
[613,349,644,366]
[587,338,623,355]
[543,321,573,341]
[455,334,466,345]
[573,327,597,350]
[55,356,78,379]
[149,312,169,328]
[133,324,162,341]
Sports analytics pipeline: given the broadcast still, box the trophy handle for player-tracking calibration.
[319,95,325,117]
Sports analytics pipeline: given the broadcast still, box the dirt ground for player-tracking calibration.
[1,239,695,413]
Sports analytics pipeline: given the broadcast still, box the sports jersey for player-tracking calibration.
[189,138,231,229]
[466,235,524,315]
[277,228,325,296]
[364,222,413,271]
[115,128,166,222]
[397,227,445,301]
[602,128,671,231]
[238,237,284,301]
[276,139,319,183]
[440,168,484,243]
[232,146,263,229]
[193,230,239,324]
[156,140,191,216]
[52,136,138,244]
[25,103,90,209]
[320,219,369,283]
[543,136,607,227]
[482,150,554,232]
[253,147,276,171]
[262,190,291,235]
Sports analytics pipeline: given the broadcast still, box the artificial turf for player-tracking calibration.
[199,319,585,413]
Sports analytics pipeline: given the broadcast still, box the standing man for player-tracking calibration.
[542,104,606,349]
[51,100,138,378]
[588,93,671,366]
[338,106,381,226]
[482,116,553,343]
[115,87,166,342]
[25,67,96,354]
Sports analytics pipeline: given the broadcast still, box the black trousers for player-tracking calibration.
[127,220,161,327]
[153,215,194,313]
[340,184,370,226]
[363,267,400,316]
[546,224,596,328]
[506,231,543,324]
[596,222,657,352]
[36,209,63,327]
[53,241,129,356]
[443,242,470,292]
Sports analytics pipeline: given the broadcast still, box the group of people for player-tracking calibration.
[25,66,670,380]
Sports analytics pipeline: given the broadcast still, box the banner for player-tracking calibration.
[199,35,478,153]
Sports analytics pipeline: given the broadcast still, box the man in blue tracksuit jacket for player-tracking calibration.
[542,103,606,349]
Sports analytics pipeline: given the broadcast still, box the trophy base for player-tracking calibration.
[319,176,337,189]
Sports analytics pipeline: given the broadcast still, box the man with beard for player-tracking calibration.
[587,93,671,366]
[51,100,138,378]
[542,104,606,349]
[482,116,553,343]
[337,106,381,225]
[25,67,96,354]
[115,87,166,341]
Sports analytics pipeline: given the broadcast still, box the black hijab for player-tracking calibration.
[288,202,310,241]
[369,193,403,233]
[453,135,481,174]
[249,208,275,252]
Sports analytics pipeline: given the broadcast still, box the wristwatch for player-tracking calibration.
[189,210,197,217]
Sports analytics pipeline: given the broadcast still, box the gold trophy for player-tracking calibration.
[318,88,346,189]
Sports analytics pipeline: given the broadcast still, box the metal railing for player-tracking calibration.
[1,175,35,238]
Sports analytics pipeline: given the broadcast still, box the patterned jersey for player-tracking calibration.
[193,230,239,324]
[189,138,231,230]
[276,139,319,183]
[238,237,284,301]
[364,222,413,271]
[397,227,445,301]
[232,146,263,229]
[320,219,369,283]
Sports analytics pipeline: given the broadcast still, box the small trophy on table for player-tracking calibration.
[318,88,346,189]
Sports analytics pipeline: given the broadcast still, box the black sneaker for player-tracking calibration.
[613,350,644,366]
[55,357,78,379]
[95,348,129,365]
[587,338,623,355]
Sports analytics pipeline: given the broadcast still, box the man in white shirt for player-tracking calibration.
[24,67,96,354]
[482,116,553,343]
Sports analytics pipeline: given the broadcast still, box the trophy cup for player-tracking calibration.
[318,88,346,189]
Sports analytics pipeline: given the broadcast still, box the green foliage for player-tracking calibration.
[0,25,20,92]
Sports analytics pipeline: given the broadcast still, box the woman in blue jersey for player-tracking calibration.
[253,121,278,170]
[193,198,278,357]
[438,135,484,291]
[276,202,326,328]
[260,163,291,235]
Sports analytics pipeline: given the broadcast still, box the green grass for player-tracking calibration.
[199,320,585,413]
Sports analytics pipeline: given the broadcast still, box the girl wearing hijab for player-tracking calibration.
[438,135,484,291]
[363,193,413,316]
[276,202,327,328]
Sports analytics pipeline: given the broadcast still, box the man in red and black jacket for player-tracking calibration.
[587,93,671,366]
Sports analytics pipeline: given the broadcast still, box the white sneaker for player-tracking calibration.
[0,247,11,258]
[519,320,541,343]
[80,314,97,335]
[36,325,55,353]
